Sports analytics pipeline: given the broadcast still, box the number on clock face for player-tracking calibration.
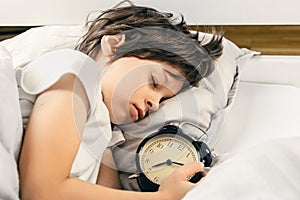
[138,133,199,184]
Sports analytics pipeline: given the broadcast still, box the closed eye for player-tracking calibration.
[159,97,168,103]
[151,75,158,87]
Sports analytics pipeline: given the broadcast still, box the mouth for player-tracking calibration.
[133,104,145,121]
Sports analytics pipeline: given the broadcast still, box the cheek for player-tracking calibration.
[110,76,146,105]
[108,80,149,124]
[111,67,150,99]
[128,85,149,102]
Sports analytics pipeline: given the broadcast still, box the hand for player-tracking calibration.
[157,162,205,200]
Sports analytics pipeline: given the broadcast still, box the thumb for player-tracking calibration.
[173,162,204,181]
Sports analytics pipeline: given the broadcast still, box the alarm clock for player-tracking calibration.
[134,123,213,192]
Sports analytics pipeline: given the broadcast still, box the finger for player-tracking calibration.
[173,162,204,181]
[201,169,208,177]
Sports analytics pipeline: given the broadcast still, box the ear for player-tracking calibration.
[101,34,125,59]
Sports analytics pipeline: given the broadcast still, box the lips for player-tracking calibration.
[133,104,144,121]
[137,107,144,120]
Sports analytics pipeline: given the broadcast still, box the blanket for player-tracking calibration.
[0,45,22,200]
[183,137,300,199]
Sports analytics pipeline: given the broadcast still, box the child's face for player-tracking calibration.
[101,57,185,124]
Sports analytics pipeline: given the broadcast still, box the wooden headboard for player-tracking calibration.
[1,0,300,55]
[0,26,35,41]
[191,25,300,55]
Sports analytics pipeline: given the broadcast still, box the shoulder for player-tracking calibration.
[24,49,92,69]
[17,48,102,96]
[17,48,103,119]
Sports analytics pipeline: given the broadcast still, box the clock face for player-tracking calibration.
[137,133,200,185]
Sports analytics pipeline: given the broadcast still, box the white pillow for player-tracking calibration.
[215,82,300,154]
[0,25,85,68]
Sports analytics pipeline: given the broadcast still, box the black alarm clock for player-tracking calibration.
[134,123,213,192]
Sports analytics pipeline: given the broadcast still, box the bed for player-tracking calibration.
[1,0,300,199]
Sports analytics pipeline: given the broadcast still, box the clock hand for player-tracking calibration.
[152,159,173,168]
[172,161,184,166]
[152,159,184,168]
[151,161,168,168]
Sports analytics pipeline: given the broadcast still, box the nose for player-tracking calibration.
[146,95,161,112]
[147,101,159,112]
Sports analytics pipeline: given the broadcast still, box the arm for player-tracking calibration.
[19,74,203,200]
[96,148,122,189]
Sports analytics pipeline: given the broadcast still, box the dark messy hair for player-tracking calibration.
[75,4,223,86]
